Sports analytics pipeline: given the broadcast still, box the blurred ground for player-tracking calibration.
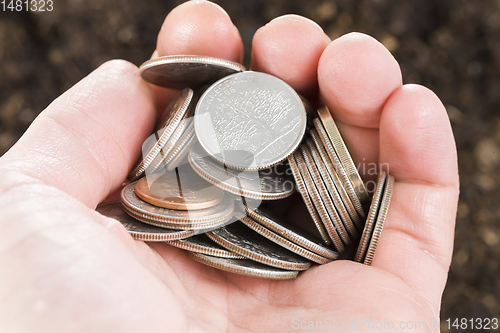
[0,0,499,330]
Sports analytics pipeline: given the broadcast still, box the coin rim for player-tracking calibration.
[140,55,246,89]
[293,151,345,253]
[96,202,195,241]
[363,175,394,266]
[316,106,370,204]
[354,172,387,262]
[287,155,331,245]
[313,118,366,219]
[128,88,194,181]
[166,234,246,259]
[299,144,351,246]
[207,224,312,271]
[242,206,338,260]
[188,252,299,280]
[121,182,235,224]
[305,138,359,240]
[309,128,363,229]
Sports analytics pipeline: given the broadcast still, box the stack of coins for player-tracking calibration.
[96,55,394,280]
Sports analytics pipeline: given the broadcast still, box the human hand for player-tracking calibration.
[0,1,459,332]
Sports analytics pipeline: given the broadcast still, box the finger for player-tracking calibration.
[374,84,459,313]
[317,32,402,180]
[157,0,243,62]
[0,60,156,208]
[150,0,244,113]
[250,15,330,102]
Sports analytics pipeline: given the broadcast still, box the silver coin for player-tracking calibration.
[364,175,394,265]
[163,123,197,171]
[120,182,235,227]
[139,55,246,90]
[128,88,194,181]
[305,138,359,240]
[313,118,366,219]
[237,214,333,265]
[293,151,345,253]
[309,128,363,229]
[166,234,245,259]
[299,144,351,246]
[207,222,311,271]
[242,206,338,260]
[188,252,299,280]
[188,143,295,200]
[148,117,194,174]
[96,202,194,241]
[287,155,331,245]
[122,202,234,233]
[354,172,386,263]
[194,71,307,170]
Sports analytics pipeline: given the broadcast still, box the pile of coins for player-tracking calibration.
[96,55,394,280]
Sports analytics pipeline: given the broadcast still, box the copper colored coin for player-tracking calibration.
[134,168,224,210]
[121,182,235,226]
[188,252,299,280]
[96,202,194,241]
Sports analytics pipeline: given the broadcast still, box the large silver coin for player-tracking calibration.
[96,202,194,241]
[188,252,299,280]
[194,71,307,170]
[188,143,295,200]
[207,222,311,271]
[139,55,246,90]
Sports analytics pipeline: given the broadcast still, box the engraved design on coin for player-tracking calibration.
[195,71,307,170]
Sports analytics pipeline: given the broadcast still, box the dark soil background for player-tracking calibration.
[1,0,499,330]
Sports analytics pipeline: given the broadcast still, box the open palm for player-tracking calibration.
[0,2,459,332]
